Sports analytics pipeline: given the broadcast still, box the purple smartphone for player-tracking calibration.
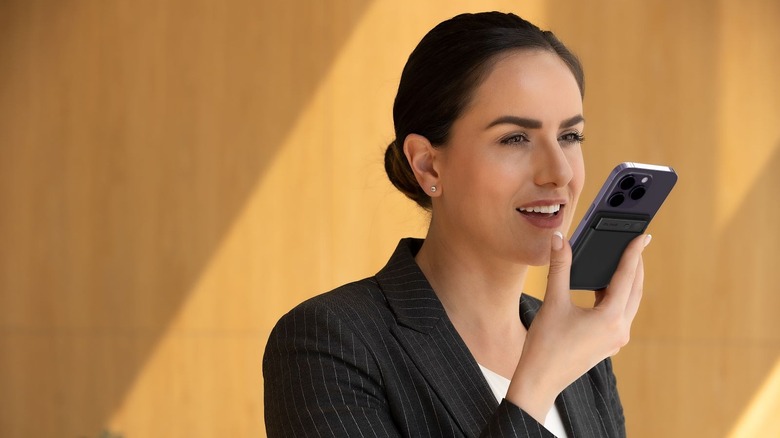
[569,162,677,290]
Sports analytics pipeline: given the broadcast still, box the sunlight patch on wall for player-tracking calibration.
[107,1,554,432]
[104,39,348,438]
[728,357,780,438]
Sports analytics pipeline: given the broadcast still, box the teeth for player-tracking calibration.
[519,204,561,214]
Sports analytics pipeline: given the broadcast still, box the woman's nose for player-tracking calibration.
[533,141,574,188]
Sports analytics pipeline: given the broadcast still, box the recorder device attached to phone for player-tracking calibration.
[569,162,677,290]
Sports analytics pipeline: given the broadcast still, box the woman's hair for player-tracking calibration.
[384,12,584,209]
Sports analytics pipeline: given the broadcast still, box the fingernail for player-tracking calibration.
[552,231,564,251]
[644,234,652,247]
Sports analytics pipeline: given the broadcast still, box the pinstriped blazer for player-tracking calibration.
[263,238,626,437]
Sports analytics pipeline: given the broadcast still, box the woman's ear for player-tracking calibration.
[403,134,441,197]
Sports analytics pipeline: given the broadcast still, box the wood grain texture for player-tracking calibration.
[0,0,777,437]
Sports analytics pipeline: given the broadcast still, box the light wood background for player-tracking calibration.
[1,0,778,436]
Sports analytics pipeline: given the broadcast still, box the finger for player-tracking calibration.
[624,253,645,321]
[545,231,572,305]
[598,233,650,310]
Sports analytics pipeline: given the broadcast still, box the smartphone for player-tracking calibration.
[569,162,677,290]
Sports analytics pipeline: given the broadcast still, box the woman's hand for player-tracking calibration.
[506,231,650,423]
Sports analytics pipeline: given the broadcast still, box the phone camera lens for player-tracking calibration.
[630,186,646,200]
[608,192,625,207]
[619,175,636,190]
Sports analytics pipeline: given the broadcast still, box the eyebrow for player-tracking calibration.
[485,114,585,130]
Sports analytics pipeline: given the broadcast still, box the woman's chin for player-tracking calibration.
[511,246,553,267]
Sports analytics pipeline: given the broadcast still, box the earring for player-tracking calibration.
[430,186,437,193]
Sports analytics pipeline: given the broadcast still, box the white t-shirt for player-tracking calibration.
[478,364,569,438]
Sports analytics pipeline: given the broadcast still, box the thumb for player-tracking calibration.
[546,231,572,303]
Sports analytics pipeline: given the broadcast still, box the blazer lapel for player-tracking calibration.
[376,239,498,437]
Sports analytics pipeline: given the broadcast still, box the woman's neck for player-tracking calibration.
[414,227,529,333]
[415,227,529,378]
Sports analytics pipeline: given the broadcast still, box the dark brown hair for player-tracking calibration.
[384,12,584,209]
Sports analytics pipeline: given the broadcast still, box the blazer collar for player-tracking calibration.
[376,238,540,333]
[375,238,446,333]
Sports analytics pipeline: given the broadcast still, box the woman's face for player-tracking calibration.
[433,49,585,266]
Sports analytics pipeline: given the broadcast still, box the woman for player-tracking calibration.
[264,12,649,437]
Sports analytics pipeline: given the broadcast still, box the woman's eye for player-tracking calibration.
[500,134,529,145]
[559,131,585,145]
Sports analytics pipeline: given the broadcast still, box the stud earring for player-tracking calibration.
[430,186,437,193]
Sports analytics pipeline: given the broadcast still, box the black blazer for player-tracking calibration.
[264,239,625,437]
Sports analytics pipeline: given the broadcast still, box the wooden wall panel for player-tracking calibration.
[537,1,780,436]
[0,0,777,437]
[0,0,380,436]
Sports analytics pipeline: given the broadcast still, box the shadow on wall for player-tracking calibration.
[0,1,373,436]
